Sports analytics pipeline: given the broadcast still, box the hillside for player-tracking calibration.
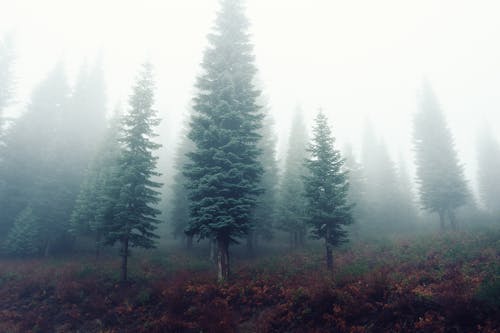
[0,230,498,332]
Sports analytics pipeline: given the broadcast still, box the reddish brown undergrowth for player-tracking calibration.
[0,231,498,332]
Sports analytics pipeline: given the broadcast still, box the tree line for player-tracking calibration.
[1,0,499,282]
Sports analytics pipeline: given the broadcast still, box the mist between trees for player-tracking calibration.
[0,0,499,284]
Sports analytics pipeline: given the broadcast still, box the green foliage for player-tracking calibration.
[249,107,279,244]
[59,58,108,221]
[103,62,162,253]
[476,125,500,216]
[476,274,500,308]
[65,56,107,153]
[336,260,371,281]
[303,111,353,247]
[169,116,194,243]
[396,155,418,225]
[342,144,366,235]
[0,62,73,253]
[70,109,122,246]
[70,174,101,236]
[3,207,40,256]
[413,81,469,227]
[278,108,309,246]
[184,0,263,244]
[361,120,413,232]
[1,57,108,256]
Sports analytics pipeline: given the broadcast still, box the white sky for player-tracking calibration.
[2,0,500,197]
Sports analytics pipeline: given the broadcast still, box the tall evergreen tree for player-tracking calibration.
[278,108,309,247]
[3,207,40,256]
[66,56,107,155]
[184,0,263,282]
[342,144,366,236]
[247,106,279,252]
[2,57,109,255]
[361,121,402,232]
[396,154,418,226]
[27,63,74,256]
[413,81,468,230]
[70,108,122,258]
[103,62,162,282]
[476,125,500,216]
[303,111,353,272]
[61,58,108,217]
[170,115,195,249]
[0,61,71,253]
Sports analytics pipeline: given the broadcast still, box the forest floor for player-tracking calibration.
[0,229,499,333]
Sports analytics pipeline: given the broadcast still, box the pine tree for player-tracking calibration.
[413,81,468,230]
[1,57,107,255]
[103,62,162,282]
[65,56,107,159]
[3,207,40,257]
[303,111,353,272]
[0,61,71,253]
[62,58,108,224]
[29,62,74,256]
[342,144,366,236]
[70,108,122,258]
[278,108,309,247]
[184,0,263,282]
[170,116,195,249]
[361,121,402,232]
[476,125,500,216]
[396,154,418,227]
[247,106,279,253]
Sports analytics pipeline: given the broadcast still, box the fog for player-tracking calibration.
[1,2,500,331]
[2,0,500,197]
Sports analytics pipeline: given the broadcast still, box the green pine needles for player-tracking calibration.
[104,62,162,282]
[413,81,468,230]
[4,207,40,257]
[184,0,264,282]
[303,111,353,271]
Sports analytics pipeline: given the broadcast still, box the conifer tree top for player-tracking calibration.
[413,81,469,213]
[304,111,353,247]
[185,0,263,244]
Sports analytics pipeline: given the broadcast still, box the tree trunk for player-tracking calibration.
[217,238,230,283]
[448,210,458,231]
[438,211,446,231]
[121,238,129,282]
